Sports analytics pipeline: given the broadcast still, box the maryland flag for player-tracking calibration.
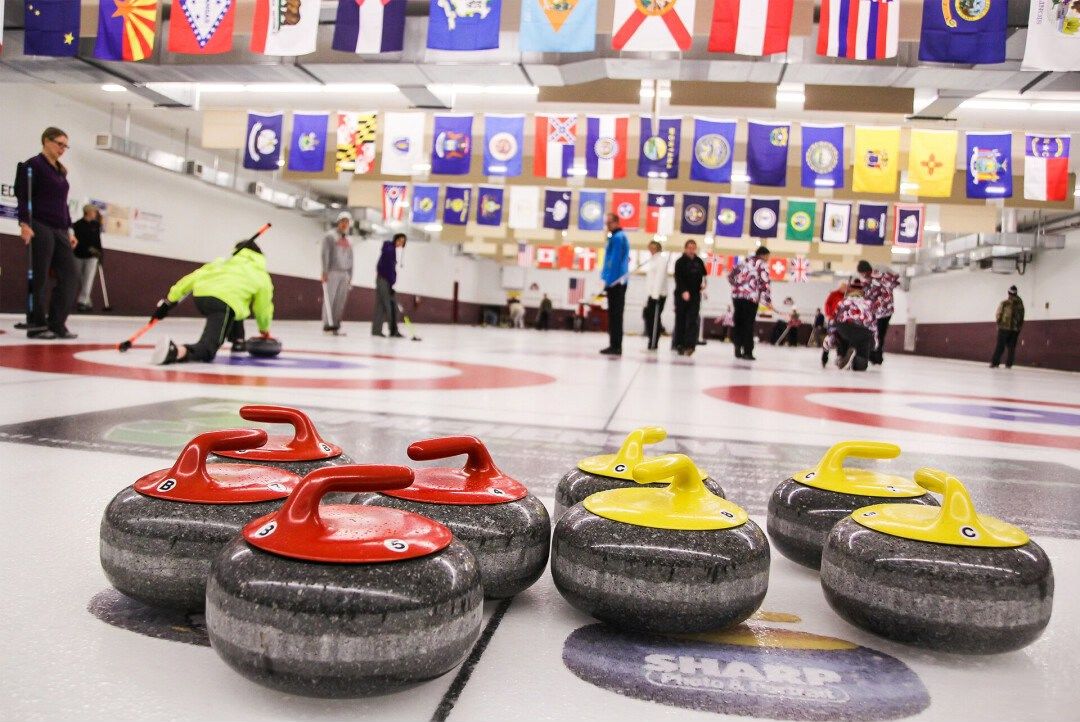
[94,0,158,61]
[852,126,900,194]
[335,112,377,174]
[907,129,957,198]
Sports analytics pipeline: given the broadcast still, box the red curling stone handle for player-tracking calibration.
[169,428,269,485]
[408,436,501,476]
[239,404,322,448]
[276,465,414,530]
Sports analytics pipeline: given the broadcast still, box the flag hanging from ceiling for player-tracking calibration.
[287,111,328,172]
[611,190,640,229]
[567,277,586,304]
[638,117,682,179]
[690,117,735,183]
[95,0,157,61]
[714,195,745,237]
[767,257,789,282]
[746,121,790,186]
[332,0,406,54]
[705,252,726,276]
[907,129,957,198]
[382,183,408,221]
[790,256,810,282]
[427,0,502,50]
[893,203,924,246]
[611,0,695,51]
[1022,0,1080,71]
[966,132,1012,199]
[508,186,540,229]
[243,111,283,170]
[431,114,473,175]
[708,0,794,55]
[543,189,572,230]
[379,111,425,175]
[578,190,606,231]
[680,194,710,234]
[785,199,816,241]
[585,115,629,179]
[250,0,319,56]
[575,247,599,271]
[24,0,81,57]
[800,124,845,189]
[556,245,574,270]
[820,201,851,243]
[519,0,597,52]
[536,245,556,269]
[534,115,577,179]
[517,242,534,267]
[411,184,440,223]
[443,185,471,225]
[476,186,505,226]
[855,202,888,245]
[918,0,1006,64]
[852,126,900,194]
[645,193,675,234]
[483,114,524,176]
[335,112,377,174]
[1024,135,1070,202]
[168,0,235,54]
[749,198,780,238]
[817,0,898,60]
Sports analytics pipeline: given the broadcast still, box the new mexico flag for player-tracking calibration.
[908,129,957,198]
[852,126,901,194]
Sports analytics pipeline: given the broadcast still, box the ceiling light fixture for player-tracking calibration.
[428,84,539,96]
[731,173,751,183]
[1031,102,1080,112]
[100,83,127,93]
[959,99,1030,111]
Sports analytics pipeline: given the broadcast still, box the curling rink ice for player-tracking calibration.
[1,313,1077,722]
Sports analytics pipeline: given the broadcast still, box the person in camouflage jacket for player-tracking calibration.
[990,285,1025,369]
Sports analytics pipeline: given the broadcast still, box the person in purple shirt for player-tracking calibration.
[372,233,406,337]
[14,127,79,339]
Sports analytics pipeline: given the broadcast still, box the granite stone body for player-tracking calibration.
[100,487,283,612]
[820,517,1054,653]
[555,469,725,520]
[211,451,355,483]
[767,479,939,570]
[354,492,551,599]
[551,505,770,633]
[206,537,483,697]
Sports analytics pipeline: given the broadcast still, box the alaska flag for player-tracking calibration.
[919,0,1006,64]
[243,111,283,170]
[412,184,440,223]
[544,189,572,230]
[95,0,158,61]
[483,114,524,176]
[427,0,502,50]
[431,115,473,175]
[443,185,471,225]
[966,132,1012,199]
[681,194,710,234]
[749,198,780,238]
[287,112,329,173]
[638,117,682,179]
[476,186,504,226]
[714,195,745,238]
[333,0,407,53]
[578,190,606,231]
[24,0,81,57]
[690,117,735,183]
[855,203,888,245]
[519,0,596,52]
[801,124,845,189]
[746,121,790,186]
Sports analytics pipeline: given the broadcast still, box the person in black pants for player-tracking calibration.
[672,240,706,356]
[727,246,773,360]
[72,205,104,313]
[599,213,630,356]
[14,127,79,339]
[990,285,1024,368]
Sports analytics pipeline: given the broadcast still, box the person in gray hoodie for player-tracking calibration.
[321,211,354,336]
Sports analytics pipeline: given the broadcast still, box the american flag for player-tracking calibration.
[791,256,811,282]
[517,242,533,268]
[567,277,585,305]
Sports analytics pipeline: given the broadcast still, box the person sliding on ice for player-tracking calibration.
[727,246,773,361]
[990,285,1024,369]
[150,238,274,365]
[820,280,847,367]
[826,278,877,371]
[321,211,354,336]
[372,233,406,337]
[858,260,900,365]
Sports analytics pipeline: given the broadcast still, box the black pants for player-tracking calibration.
[185,296,235,363]
[644,296,666,349]
[672,294,700,352]
[836,322,874,371]
[991,329,1019,367]
[537,310,550,330]
[783,325,799,346]
[606,283,626,351]
[27,222,78,332]
[732,298,759,358]
[872,315,892,364]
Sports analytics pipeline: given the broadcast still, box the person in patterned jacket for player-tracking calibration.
[827,277,877,371]
[727,245,772,361]
[857,260,900,365]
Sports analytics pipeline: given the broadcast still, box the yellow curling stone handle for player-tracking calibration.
[852,467,1029,548]
[583,454,747,531]
[577,426,708,482]
[792,440,923,497]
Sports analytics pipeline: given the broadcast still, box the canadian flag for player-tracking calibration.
[536,245,557,270]
[709,0,794,56]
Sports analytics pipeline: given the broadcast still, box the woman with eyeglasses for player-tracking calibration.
[14,126,79,339]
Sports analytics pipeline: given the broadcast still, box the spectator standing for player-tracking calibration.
[372,232,406,338]
[643,240,668,351]
[858,260,901,364]
[808,307,826,346]
[727,246,773,360]
[672,240,707,356]
[990,285,1025,369]
[820,281,848,367]
[599,213,629,356]
[537,294,552,330]
[320,211,354,336]
[72,204,104,313]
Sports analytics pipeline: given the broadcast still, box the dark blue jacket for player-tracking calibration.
[376,241,397,286]
[15,154,71,230]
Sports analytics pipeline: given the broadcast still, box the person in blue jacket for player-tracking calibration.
[600,212,630,356]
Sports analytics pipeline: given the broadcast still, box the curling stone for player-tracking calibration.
[767,441,939,570]
[555,426,723,520]
[100,429,301,612]
[821,467,1054,654]
[206,465,483,697]
[355,436,550,599]
[551,454,769,634]
[246,336,282,358]
[211,405,353,478]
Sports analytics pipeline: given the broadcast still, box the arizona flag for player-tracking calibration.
[585,115,628,180]
[168,0,235,55]
[611,190,641,230]
[709,0,794,56]
[534,115,577,179]
[251,0,319,56]
[382,183,408,221]
[332,0,407,54]
[611,0,695,52]
[817,0,898,61]
[94,0,157,61]
[645,193,675,235]
[1024,135,1070,202]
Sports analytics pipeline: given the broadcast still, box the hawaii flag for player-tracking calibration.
[645,193,675,234]
[817,0,898,60]
[508,186,540,230]
[611,0,695,51]
[520,0,597,52]
[852,126,900,194]
[893,203,924,246]
[251,0,318,55]
[611,190,641,229]
[169,0,235,54]
[709,0,794,56]
[335,112,377,174]
[382,183,408,221]
[534,115,578,179]
[332,0,407,54]
[95,0,157,61]
[585,115,628,179]
[907,129,957,198]
[380,111,425,175]
[1024,135,1070,202]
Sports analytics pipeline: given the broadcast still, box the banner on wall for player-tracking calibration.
[714,195,745,238]
[855,202,888,245]
[690,117,736,183]
[131,208,164,242]
[287,111,328,173]
[893,203,924,246]
[966,132,1012,199]
[427,0,502,50]
[380,111,425,175]
[800,124,844,189]
[411,184,439,223]
[168,0,235,55]
[536,245,557,269]
[1024,134,1070,202]
[250,0,319,56]
[821,201,852,243]
[585,115,629,180]
[476,186,504,226]
[243,111,283,170]
[746,121,789,186]
[484,114,524,176]
[575,246,599,271]
[578,190,606,231]
[332,0,406,54]
[907,129,957,198]
[680,193,710,234]
[519,0,597,52]
[431,114,473,175]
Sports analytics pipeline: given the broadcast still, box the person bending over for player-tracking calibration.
[826,278,877,371]
[820,280,847,367]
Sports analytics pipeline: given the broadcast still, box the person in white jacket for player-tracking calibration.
[643,241,668,351]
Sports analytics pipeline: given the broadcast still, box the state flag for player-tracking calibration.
[821,201,851,243]
[638,116,681,179]
[427,0,502,50]
[800,124,844,189]
[919,0,1005,64]
[690,117,735,183]
[243,111,284,171]
[382,183,408,221]
[332,0,406,54]
[645,193,675,235]
[714,195,745,238]
[95,0,157,61]
[578,190,606,231]
[611,0,695,51]
[380,111,425,175]
[543,190,572,230]
[817,0,898,60]
[746,121,789,186]
[519,0,597,52]
[680,194,710,234]
[785,199,816,241]
[534,115,577,179]
[250,0,319,56]
[508,186,540,230]
[893,203,924,247]
[768,256,789,282]
[907,129,957,198]
[1024,135,1070,202]
[611,190,641,230]
[335,112,377,174]
[169,0,235,55]
[709,0,794,56]
[411,184,440,223]
[443,185,471,225]
[431,114,473,175]
[749,197,780,238]
[852,126,900,194]
[24,0,81,57]
[287,111,329,173]
[1022,0,1080,71]
[966,132,1012,199]
[484,114,524,176]
[855,202,888,245]
[585,115,628,180]
[476,186,504,226]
